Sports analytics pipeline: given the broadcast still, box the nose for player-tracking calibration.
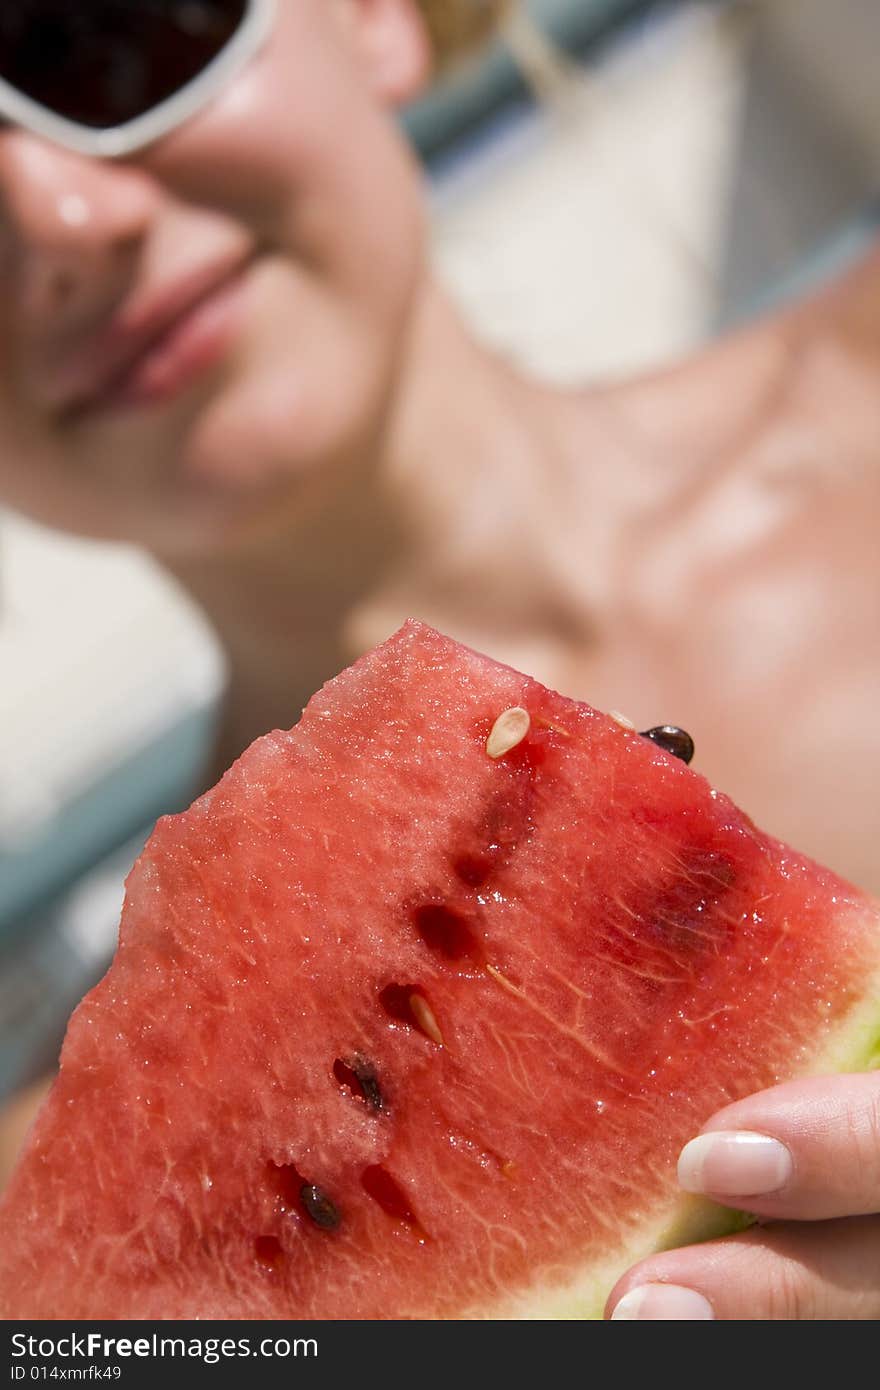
[0,131,160,332]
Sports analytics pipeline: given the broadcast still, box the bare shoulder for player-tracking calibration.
[596,239,880,471]
[562,247,880,892]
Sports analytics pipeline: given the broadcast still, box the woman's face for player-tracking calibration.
[0,1,429,553]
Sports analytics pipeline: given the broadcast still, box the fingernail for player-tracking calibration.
[611,1284,715,1320]
[678,1130,793,1197]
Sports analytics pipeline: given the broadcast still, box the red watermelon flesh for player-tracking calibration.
[2,620,879,1320]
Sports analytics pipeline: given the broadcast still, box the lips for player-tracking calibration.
[51,254,254,420]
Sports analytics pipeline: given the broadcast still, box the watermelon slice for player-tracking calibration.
[2,621,879,1320]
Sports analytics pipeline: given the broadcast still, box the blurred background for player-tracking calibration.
[2,0,880,1103]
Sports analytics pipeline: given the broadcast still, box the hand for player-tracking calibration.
[606,1073,880,1319]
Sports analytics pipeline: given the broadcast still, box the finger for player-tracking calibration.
[606,1215,880,1319]
[675,1073,880,1221]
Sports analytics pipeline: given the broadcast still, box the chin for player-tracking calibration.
[180,342,398,502]
[176,252,415,489]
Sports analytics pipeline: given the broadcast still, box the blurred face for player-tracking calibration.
[0,1,429,554]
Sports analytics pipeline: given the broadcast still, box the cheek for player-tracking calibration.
[144,5,428,310]
[180,257,411,493]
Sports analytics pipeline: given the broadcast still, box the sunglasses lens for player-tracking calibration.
[0,1,248,130]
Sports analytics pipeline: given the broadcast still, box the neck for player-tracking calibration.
[165,277,577,777]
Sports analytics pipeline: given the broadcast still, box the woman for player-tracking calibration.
[1,0,879,1318]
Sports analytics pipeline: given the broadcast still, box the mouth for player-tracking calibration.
[58,257,255,423]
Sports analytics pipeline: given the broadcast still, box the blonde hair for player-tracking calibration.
[417,0,511,70]
[416,3,578,107]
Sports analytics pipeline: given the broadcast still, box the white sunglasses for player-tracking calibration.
[0,0,275,160]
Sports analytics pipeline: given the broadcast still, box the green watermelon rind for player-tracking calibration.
[469,955,880,1320]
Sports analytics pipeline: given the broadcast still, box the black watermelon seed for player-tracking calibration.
[639,726,695,764]
[353,1059,384,1113]
[300,1184,341,1231]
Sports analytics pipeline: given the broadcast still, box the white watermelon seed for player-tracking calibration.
[609,710,636,731]
[409,992,444,1046]
[486,707,531,759]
